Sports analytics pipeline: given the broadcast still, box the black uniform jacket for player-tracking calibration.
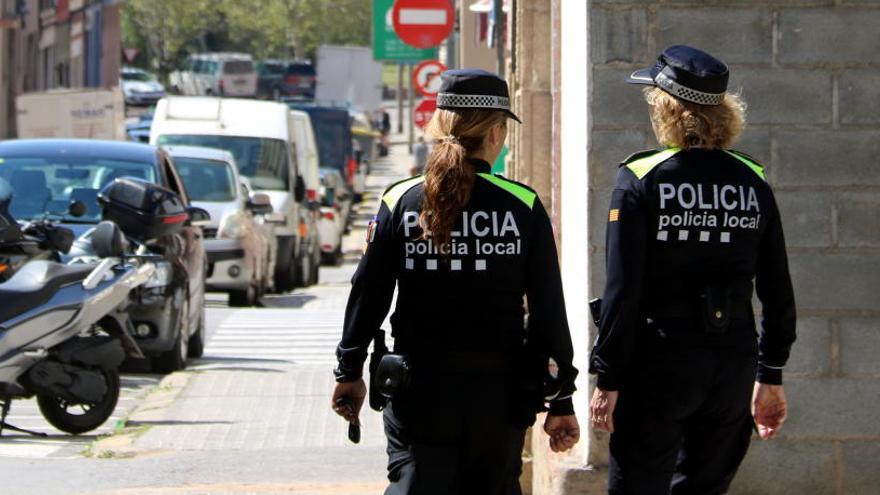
[590,148,797,391]
[335,159,578,414]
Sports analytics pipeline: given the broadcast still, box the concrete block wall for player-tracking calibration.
[587,1,880,493]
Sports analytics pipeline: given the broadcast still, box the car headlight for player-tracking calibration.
[143,261,173,289]
[218,211,248,240]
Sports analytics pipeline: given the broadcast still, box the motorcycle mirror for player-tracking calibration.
[246,193,273,215]
[68,200,87,218]
[91,221,129,258]
[187,206,211,226]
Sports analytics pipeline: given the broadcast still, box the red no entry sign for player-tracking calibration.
[413,60,447,98]
[414,98,437,130]
[392,0,454,49]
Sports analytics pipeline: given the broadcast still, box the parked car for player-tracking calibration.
[150,97,313,291]
[0,139,208,373]
[257,60,317,100]
[126,112,153,143]
[288,104,359,195]
[317,168,351,265]
[164,146,276,306]
[169,53,257,97]
[290,109,321,286]
[120,67,166,106]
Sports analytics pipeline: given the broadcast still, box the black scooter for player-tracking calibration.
[0,180,154,436]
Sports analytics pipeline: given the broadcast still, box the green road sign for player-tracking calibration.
[373,0,438,62]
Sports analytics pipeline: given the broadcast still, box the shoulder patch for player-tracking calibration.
[725,149,766,181]
[382,176,425,210]
[476,173,537,209]
[624,148,682,179]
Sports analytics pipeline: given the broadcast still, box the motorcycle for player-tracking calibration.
[0,179,155,436]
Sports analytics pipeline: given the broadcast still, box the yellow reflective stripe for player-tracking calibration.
[725,150,766,181]
[477,173,537,208]
[625,147,681,179]
[382,176,425,210]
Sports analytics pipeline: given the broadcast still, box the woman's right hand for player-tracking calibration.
[331,379,366,424]
[590,387,619,433]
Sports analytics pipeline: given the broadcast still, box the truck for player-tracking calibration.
[16,88,126,140]
[315,45,383,113]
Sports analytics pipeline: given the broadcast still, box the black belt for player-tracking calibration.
[405,351,515,375]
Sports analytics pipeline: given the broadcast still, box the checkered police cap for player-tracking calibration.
[436,69,521,122]
[626,45,729,106]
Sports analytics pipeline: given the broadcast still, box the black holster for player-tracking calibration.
[374,353,411,400]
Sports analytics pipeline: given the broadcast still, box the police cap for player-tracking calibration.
[626,45,729,106]
[436,69,522,123]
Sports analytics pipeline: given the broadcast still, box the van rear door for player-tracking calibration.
[221,60,257,97]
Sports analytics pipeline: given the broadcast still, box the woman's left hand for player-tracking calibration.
[590,387,618,433]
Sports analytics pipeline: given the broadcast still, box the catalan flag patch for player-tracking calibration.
[609,209,620,222]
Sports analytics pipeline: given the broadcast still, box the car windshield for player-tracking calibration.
[285,64,315,76]
[0,157,157,222]
[156,135,289,191]
[122,71,152,82]
[223,60,254,75]
[173,157,237,202]
[260,63,285,75]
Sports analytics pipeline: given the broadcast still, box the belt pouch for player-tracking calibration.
[375,354,411,399]
[701,284,732,334]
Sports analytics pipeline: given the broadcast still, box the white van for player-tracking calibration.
[289,110,322,286]
[150,96,314,290]
[169,53,257,98]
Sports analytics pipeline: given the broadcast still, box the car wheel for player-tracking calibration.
[274,238,297,292]
[187,305,205,359]
[334,245,344,266]
[297,244,312,287]
[309,248,321,284]
[151,292,189,374]
[229,283,257,307]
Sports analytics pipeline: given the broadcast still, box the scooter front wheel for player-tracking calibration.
[36,368,121,435]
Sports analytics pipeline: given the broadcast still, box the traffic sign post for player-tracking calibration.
[373,0,437,62]
[392,0,454,49]
[412,60,446,98]
[414,99,437,130]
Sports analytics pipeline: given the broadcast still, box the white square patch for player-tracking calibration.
[720,232,731,243]
[475,259,487,271]
[405,258,414,270]
[700,231,710,242]
[678,230,689,241]
[657,231,669,241]
[426,259,438,270]
[450,260,462,271]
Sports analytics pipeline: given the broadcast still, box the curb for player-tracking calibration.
[87,370,193,458]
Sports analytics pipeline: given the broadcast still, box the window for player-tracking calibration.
[0,157,157,221]
[173,158,236,202]
[223,60,254,75]
[157,135,289,191]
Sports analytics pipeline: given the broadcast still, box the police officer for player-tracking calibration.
[588,46,797,494]
[332,69,581,494]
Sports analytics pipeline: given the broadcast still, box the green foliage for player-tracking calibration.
[122,0,372,77]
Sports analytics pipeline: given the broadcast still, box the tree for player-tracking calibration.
[122,0,219,82]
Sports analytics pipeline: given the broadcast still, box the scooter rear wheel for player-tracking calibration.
[36,368,121,435]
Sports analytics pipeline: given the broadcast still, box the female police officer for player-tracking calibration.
[588,46,797,494]
[332,69,580,494]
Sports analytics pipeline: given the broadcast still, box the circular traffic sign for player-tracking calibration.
[412,60,447,98]
[414,98,437,130]
[392,0,455,49]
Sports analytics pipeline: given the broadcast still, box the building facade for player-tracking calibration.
[491,0,880,493]
[0,0,121,138]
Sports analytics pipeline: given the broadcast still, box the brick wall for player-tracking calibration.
[588,1,880,493]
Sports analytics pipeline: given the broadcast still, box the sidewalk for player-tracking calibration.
[81,140,413,495]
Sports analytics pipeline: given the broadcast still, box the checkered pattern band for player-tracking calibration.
[436,93,511,111]
[654,72,725,106]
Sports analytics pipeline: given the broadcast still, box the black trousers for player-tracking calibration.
[382,370,527,495]
[608,321,758,495]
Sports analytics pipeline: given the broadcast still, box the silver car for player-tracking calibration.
[164,146,275,306]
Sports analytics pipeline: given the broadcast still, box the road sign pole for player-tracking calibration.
[408,64,415,154]
[397,64,404,133]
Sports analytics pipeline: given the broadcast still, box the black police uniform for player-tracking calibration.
[589,46,797,494]
[335,70,577,495]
